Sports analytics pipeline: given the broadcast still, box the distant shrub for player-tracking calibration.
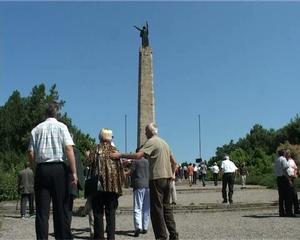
[246,173,276,188]
[0,162,23,201]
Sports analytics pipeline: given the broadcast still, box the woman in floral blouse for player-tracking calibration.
[88,128,124,240]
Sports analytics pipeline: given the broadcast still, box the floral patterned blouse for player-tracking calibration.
[88,142,124,196]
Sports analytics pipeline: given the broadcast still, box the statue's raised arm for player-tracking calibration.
[134,22,149,48]
[134,25,142,31]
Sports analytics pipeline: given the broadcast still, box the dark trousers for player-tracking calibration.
[201,174,206,186]
[292,179,299,213]
[20,193,35,216]
[192,172,197,184]
[68,195,75,227]
[92,191,118,240]
[222,173,235,202]
[213,173,218,186]
[149,179,178,240]
[34,163,71,240]
[277,176,293,215]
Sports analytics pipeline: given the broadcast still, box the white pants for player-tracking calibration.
[241,175,247,187]
[133,188,150,231]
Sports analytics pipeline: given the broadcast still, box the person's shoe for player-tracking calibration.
[286,213,297,217]
[229,199,233,204]
[142,229,147,234]
[222,200,228,204]
[279,212,286,217]
[169,232,179,240]
[21,215,26,219]
[171,202,176,205]
[134,229,141,237]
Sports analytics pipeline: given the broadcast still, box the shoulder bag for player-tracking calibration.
[84,147,104,198]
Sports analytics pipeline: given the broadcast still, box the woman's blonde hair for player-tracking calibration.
[99,128,113,142]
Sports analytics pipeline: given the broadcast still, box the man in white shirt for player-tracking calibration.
[28,102,78,239]
[221,155,238,204]
[285,150,299,215]
[275,149,294,217]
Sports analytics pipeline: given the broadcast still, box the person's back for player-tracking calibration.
[131,158,149,190]
[18,164,35,218]
[211,165,219,174]
[112,122,178,240]
[275,154,288,177]
[18,167,34,194]
[131,158,150,237]
[143,135,173,180]
[200,163,207,174]
[187,164,194,176]
[28,102,77,240]
[30,118,70,163]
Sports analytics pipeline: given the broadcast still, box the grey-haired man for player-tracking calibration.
[112,123,179,240]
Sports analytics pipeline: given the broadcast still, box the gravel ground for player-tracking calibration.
[0,209,299,240]
[1,182,299,239]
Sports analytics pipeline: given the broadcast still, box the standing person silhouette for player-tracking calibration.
[28,101,78,239]
[221,155,238,204]
[134,22,149,47]
[112,123,179,240]
[129,156,150,237]
[18,162,35,219]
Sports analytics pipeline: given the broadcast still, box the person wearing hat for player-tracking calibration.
[221,155,238,204]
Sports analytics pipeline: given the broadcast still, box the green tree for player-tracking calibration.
[0,84,94,200]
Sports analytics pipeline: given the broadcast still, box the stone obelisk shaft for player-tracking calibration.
[137,46,155,148]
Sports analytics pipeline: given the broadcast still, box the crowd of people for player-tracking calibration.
[26,101,178,240]
[19,101,299,240]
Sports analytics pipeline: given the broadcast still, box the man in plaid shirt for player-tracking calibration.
[28,101,78,240]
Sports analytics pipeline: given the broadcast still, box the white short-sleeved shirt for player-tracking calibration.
[221,160,238,173]
[29,118,74,163]
[274,156,289,177]
[210,165,220,174]
[287,158,297,177]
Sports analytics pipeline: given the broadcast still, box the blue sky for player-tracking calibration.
[1,2,300,163]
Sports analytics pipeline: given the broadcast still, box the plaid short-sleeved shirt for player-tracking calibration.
[29,118,74,163]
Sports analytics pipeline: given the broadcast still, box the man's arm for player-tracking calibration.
[111,151,144,160]
[28,150,35,171]
[170,154,177,178]
[65,145,78,185]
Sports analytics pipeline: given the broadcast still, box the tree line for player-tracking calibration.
[0,84,95,201]
[1,84,300,200]
[207,117,300,187]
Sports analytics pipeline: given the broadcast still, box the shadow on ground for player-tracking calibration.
[242,214,282,218]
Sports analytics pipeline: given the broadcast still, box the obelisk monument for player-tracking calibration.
[135,22,155,148]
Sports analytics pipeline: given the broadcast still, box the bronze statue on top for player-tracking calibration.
[134,21,149,48]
